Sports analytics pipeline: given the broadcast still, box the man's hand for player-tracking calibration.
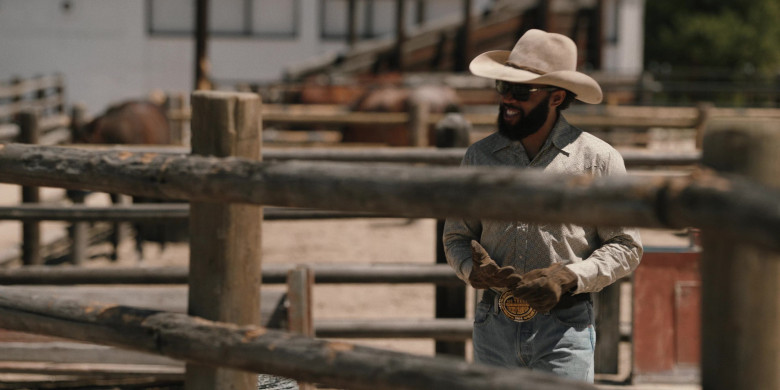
[511,263,578,312]
[468,240,522,289]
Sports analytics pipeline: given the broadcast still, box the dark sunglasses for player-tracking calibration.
[495,80,559,101]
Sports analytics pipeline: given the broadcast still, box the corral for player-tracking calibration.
[0,83,778,390]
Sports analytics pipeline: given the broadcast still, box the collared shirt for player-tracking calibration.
[442,115,643,293]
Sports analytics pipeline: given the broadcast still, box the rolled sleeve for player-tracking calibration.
[442,217,482,283]
[567,228,643,293]
[567,145,643,293]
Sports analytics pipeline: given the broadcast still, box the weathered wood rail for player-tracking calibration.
[0,285,594,390]
[169,102,780,131]
[0,74,65,123]
[0,264,473,342]
[0,91,777,390]
[58,144,703,167]
[0,143,778,250]
[0,263,461,286]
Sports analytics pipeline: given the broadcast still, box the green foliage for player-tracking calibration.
[645,0,780,74]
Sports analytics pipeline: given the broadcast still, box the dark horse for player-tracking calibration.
[71,100,186,261]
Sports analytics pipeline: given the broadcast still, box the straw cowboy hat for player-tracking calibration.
[469,29,603,104]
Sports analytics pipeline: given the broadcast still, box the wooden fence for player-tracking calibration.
[166,98,780,150]
[0,74,65,124]
[0,91,777,389]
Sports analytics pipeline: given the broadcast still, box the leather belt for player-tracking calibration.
[483,289,591,313]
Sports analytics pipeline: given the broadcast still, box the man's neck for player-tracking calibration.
[521,112,559,161]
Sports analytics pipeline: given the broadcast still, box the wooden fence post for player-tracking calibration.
[68,104,88,265]
[434,113,471,358]
[18,109,42,266]
[393,0,406,71]
[287,265,314,390]
[287,266,314,337]
[54,73,65,114]
[593,281,620,374]
[34,74,47,116]
[186,91,262,390]
[694,102,713,149]
[700,118,780,390]
[408,99,430,147]
[164,93,187,145]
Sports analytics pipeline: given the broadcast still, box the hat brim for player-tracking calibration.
[470,51,603,104]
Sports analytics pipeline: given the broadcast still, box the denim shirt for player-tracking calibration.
[442,115,643,294]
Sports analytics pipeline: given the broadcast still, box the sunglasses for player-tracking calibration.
[495,80,559,101]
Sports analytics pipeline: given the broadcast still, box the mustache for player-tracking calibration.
[500,102,522,111]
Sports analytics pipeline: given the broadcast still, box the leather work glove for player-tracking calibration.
[511,263,578,312]
[468,240,523,289]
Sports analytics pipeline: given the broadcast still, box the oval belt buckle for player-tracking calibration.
[498,290,537,322]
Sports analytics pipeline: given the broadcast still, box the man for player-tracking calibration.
[442,29,642,382]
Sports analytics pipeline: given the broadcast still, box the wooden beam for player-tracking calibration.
[186,91,263,390]
[455,0,472,72]
[194,0,211,90]
[0,264,462,286]
[700,119,780,390]
[0,286,597,390]
[18,110,42,266]
[0,204,394,222]
[53,144,700,167]
[394,0,407,71]
[347,0,358,48]
[1,144,780,250]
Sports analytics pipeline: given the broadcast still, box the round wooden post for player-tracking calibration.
[454,0,472,72]
[287,266,314,390]
[394,0,406,71]
[347,0,358,48]
[408,99,430,147]
[68,104,88,265]
[700,118,780,390]
[18,109,42,266]
[434,113,471,358]
[54,73,65,114]
[186,91,262,390]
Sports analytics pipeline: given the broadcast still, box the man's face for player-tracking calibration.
[497,94,551,141]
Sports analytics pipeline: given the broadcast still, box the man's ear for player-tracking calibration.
[549,90,565,108]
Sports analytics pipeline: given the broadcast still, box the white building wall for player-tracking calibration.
[601,0,645,76]
[0,0,643,115]
[0,0,345,115]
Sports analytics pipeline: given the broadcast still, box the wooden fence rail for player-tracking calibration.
[0,143,778,250]
[0,286,595,390]
[0,264,461,286]
[66,144,702,167]
[169,103,780,129]
[0,74,65,122]
[0,204,391,222]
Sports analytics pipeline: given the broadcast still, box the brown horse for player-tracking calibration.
[72,100,185,261]
[344,84,462,146]
[75,100,170,145]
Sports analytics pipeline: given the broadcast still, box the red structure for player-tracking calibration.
[633,250,701,382]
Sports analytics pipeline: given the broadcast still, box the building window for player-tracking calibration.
[320,0,417,40]
[147,0,299,38]
[320,0,492,40]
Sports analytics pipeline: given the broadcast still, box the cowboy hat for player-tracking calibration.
[469,29,603,104]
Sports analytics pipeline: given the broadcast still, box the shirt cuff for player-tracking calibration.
[564,263,585,294]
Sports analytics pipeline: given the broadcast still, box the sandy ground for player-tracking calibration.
[0,183,698,388]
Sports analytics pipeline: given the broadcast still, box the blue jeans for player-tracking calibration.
[472,291,596,382]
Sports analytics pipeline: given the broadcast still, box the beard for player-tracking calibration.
[497,97,550,141]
